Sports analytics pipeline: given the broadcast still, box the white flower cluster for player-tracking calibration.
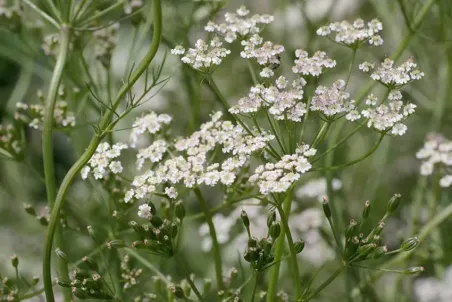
[171,38,231,70]
[240,34,284,72]
[136,139,167,170]
[249,145,316,195]
[81,142,128,180]
[42,34,61,57]
[311,79,357,118]
[292,50,336,76]
[416,134,452,187]
[0,0,22,19]
[15,90,76,130]
[125,112,274,202]
[414,266,452,302]
[93,24,119,66]
[129,112,172,148]
[229,76,307,121]
[0,123,22,158]
[295,177,342,202]
[123,0,143,14]
[360,57,424,87]
[204,5,274,43]
[361,90,416,135]
[317,19,383,47]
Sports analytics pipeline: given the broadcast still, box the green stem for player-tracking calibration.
[267,189,296,301]
[126,248,171,285]
[344,49,357,88]
[42,2,162,301]
[311,121,331,148]
[275,197,302,299]
[177,258,204,301]
[305,266,345,301]
[265,110,287,154]
[193,188,225,290]
[42,25,72,302]
[250,271,259,302]
[313,133,385,171]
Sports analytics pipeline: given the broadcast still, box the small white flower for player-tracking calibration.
[317,19,384,47]
[165,187,178,199]
[292,50,336,76]
[138,204,152,219]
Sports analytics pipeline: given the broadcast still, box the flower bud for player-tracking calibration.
[270,221,281,239]
[374,222,385,236]
[37,216,49,226]
[248,237,258,248]
[370,245,387,259]
[82,256,98,271]
[31,276,39,286]
[112,211,126,225]
[56,278,71,287]
[24,204,36,216]
[362,200,371,219]
[175,201,185,221]
[387,193,401,214]
[10,254,18,268]
[401,237,420,252]
[129,221,145,234]
[170,285,186,299]
[357,243,376,256]
[55,248,69,263]
[403,266,424,275]
[345,219,358,238]
[294,239,305,254]
[107,239,125,249]
[170,222,178,238]
[72,288,88,299]
[267,210,276,228]
[241,209,250,229]
[87,226,98,244]
[261,238,273,255]
[150,216,164,228]
[203,278,212,293]
[322,199,331,219]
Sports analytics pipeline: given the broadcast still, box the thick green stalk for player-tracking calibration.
[275,197,302,299]
[193,188,225,290]
[267,190,296,301]
[42,1,162,301]
[42,25,72,302]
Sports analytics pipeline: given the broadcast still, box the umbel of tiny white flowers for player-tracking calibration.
[125,111,274,209]
[292,50,336,77]
[81,142,128,180]
[317,18,384,48]
[229,76,307,122]
[359,57,424,89]
[417,134,452,187]
[249,144,316,195]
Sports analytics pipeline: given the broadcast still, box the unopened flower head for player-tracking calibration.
[93,23,119,67]
[317,18,383,47]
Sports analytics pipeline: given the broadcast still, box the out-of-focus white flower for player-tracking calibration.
[296,178,342,201]
[416,134,452,187]
[199,213,237,251]
[138,204,152,219]
[414,266,452,302]
[204,6,274,43]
